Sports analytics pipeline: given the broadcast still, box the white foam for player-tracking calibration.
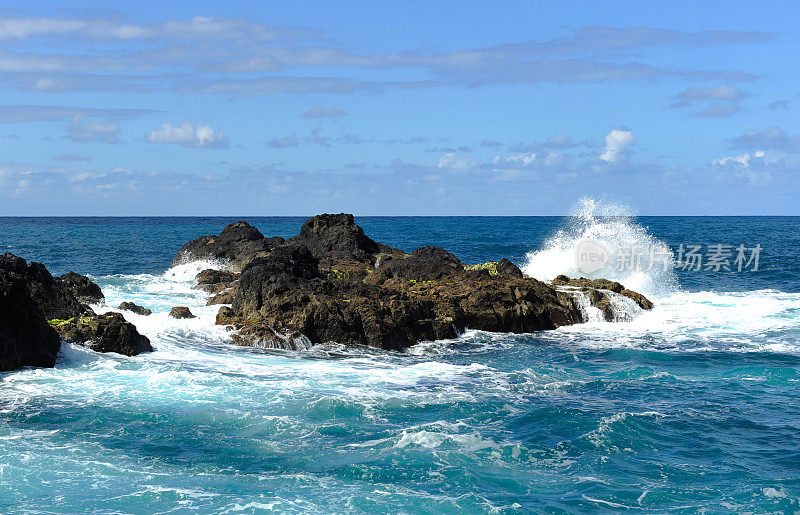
[522,197,678,297]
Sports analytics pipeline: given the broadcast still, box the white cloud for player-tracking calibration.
[66,118,119,143]
[437,152,475,172]
[147,122,228,148]
[710,150,798,172]
[600,129,635,163]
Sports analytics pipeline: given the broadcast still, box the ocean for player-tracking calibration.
[2,203,799,512]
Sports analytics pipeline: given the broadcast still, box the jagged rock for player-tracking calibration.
[1,253,153,370]
[49,313,152,356]
[194,269,239,293]
[0,254,62,371]
[233,244,321,315]
[374,246,463,281]
[57,271,104,305]
[231,325,312,351]
[496,258,524,278]
[117,301,152,316]
[207,288,235,305]
[0,254,89,320]
[172,221,285,271]
[174,216,654,352]
[463,259,523,277]
[169,306,196,319]
[216,306,237,325]
[551,275,654,310]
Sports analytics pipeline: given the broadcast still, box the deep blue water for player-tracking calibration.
[1,213,799,512]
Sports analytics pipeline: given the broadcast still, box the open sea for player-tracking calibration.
[2,202,799,513]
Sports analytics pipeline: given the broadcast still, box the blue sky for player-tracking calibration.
[0,1,798,215]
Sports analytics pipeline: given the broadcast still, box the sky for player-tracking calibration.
[0,1,798,215]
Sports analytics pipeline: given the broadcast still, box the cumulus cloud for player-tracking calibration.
[710,150,796,173]
[66,118,120,143]
[600,129,635,163]
[302,106,348,119]
[437,152,475,172]
[147,122,228,148]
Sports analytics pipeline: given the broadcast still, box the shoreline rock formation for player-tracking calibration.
[1,253,152,372]
[174,215,653,351]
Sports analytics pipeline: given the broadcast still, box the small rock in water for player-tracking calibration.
[169,306,196,319]
[49,312,152,356]
[118,301,152,316]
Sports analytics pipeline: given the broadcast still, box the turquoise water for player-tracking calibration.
[1,208,800,512]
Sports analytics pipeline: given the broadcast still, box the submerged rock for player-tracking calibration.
[169,306,196,319]
[118,301,152,316]
[57,271,104,305]
[49,313,152,356]
[0,254,62,371]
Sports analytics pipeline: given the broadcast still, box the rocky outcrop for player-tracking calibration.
[195,269,239,294]
[1,253,152,371]
[182,214,653,352]
[172,221,285,272]
[118,301,152,316]
[169,306,196,319]
[57,271,104,305]
[0,254,62,371]
[551,275,654,310]
[49,313,152,356]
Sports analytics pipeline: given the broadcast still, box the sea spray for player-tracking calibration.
[522,197,678,297]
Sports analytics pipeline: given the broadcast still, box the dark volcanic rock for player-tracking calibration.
[169,306,196,319]
[216,306,237,325]
[172,221,285,271]
[0,254,88,320]
[0,254,62,371]
[496,258,524,278]
[551,275,654,310]
[57,271,104,305]
[207,288,235,305]
[195,269,239,293]
[50,313,152,356]
[118,301,152,316]
[173,216,654,352]
[287,214,401,274]
[374,246,463,281]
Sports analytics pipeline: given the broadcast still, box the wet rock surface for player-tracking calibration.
[172,221,285,272]
[0,254,62,371]
[176,215,654,351]
[169,306,196,319]
[551,274,655,310]
[49,313,152,356]
[118,301,152,316]
[1,253,152,370]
